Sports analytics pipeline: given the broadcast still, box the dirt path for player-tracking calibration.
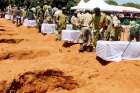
[0,19,140,93]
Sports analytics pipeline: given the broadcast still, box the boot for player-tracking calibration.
[79,44,85,52]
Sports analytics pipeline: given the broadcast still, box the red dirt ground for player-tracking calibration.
[0,19,140,93]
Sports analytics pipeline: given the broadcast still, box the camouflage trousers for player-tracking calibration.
[79,27,92,46]
[79,27,106,47]
[129,26,140,41]
[105,25,122,41]
[16,16,21,26]
[79,27,93,52]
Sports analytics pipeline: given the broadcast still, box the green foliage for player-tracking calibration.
[1,0,79,10]
[105,0,118,5]
[122,2,140,9]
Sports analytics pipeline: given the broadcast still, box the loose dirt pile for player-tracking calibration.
[0,69,78,93]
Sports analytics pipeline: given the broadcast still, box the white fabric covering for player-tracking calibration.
[5,14,12,20]
[41,24,56,34]
[62,30,80,43]
[71,0,85,9]
[96,41,140,62]
[41,24,73,34]
[23,19,36,27]
[66,24,73,30]
[71,0,140,13]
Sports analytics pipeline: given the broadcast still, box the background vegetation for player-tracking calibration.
[0,0,140,11]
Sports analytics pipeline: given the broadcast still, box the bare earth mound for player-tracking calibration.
[0,69,78,93]
[0,19,140,93]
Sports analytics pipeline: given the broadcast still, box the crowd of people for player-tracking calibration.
[1,2,140,52]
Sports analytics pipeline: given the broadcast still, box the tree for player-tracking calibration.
[105,0,118,5]
[122,2,140,9]
[0,0,79,11]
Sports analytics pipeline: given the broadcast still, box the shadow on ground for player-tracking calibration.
[96,56,112,66]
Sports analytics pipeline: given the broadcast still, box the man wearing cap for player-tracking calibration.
[79,10,92,52]
[90,7,108,47]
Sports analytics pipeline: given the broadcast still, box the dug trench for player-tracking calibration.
[0,69,79,93]
[0,39,24,44]
[0,49,51,61]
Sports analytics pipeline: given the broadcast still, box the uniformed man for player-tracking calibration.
[27,8,35,20]
[11,5,16,23]
[56,8,67,41]
[90,7,108,48]
[15,7,22,26]
[105,14,113,41]
[36,7,44,33]
[71,12,80,30]
[79,10,92,52]
[44,6,53,24]
[129,17,140,41]
[110,15,122,41]
[43,2,49,13]
[36,2,41,17]
[76,10,83,25]
[21,7,27,24]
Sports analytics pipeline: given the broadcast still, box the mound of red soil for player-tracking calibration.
[3,69,78,93]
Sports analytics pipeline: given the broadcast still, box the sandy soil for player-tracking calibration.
[0,19,140,93]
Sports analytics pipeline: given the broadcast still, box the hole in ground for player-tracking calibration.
[0,50,50,60]
[2,69,79,93]
[0,39,24,44]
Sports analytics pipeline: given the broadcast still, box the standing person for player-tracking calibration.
[43,2,49,14]
[7,5,12,18]
[71,12,80,30]
[76,10,83,26]
[0,9,2,18]
[36,7,44,33]
[11,5,16,24]
[56,8,67,41]
[105,14,113,41]
[36,2,41,17]
[110,15,122,41]
[90,7,108,48]
[79,10,92,52]
[27,8,35,20]
[44,7,53,24]
[129,17,140,41]
[15,7,22,27]
[21,7,27,24]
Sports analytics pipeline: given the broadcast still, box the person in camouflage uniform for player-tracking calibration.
[11,5,16,24]
[36,2,42,17]
[71,12,80,30]
[26,8,35,20]
[56,8,67,41]
[90,7,108,48]
[110,15,122,41]
[44,6,53,24]
[129,17,140,41]
[15,7,22,27]
[21,7,27,24]
[43,2,49,13]
[79,10,93,52]
[36,7,44,33]
[105,14,113,41]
